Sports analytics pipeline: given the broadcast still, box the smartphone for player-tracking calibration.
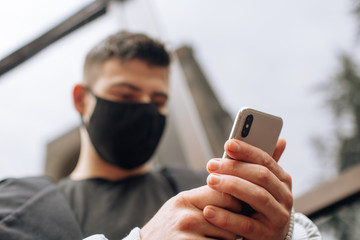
[223,108,283,217]
[223,107,283,158]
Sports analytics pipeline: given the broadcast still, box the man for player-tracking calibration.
[58,31,321,240]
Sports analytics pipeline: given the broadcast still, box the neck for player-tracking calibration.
[70,128,150,181]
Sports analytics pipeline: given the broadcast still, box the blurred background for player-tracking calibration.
[1,0,359,239]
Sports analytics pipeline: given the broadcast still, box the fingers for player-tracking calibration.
[203,138,292,240]
[173,188,239,240]
[206,174,290,223]
[141,189,238,240]
[180,186,243,213]
[197,219,237,240]
[203,205,260,239]
[173,204,237,240]
[272,138,286,162]
[223,139,291,187]
[207,159,292,209]
[203,205,287,240]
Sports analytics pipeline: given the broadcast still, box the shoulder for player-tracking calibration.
[0,176,83,240]
[0,176,53,192]
[0,176,55,212]
[58,177,77,192]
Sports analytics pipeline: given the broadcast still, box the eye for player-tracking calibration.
[151,95,168,108]
[153,101,163,108]
[107,84,140,102]
[119,93,135,101]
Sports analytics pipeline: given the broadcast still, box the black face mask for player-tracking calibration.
[83,92,166,170]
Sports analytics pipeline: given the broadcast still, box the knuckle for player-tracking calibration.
[173,191,189,208]
[263,211,289,240]
[261,153,272,167]
[217,211,232,229]
[177,211,199,231]
[283,172,292,188]
[222,158,238,174]
[256,166,271,183]
[255,188,271,207]
[241,143,253,159]
[240,218,255,235]
[228,159,238,173]
[284,189,294,209]
[262,209,289,234]
[277,209,291,227]
[226,178,239,193]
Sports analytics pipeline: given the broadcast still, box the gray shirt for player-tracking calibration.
[58,166,207,239]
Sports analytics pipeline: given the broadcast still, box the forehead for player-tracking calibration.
[93,58,169,92]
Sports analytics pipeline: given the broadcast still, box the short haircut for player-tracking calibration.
[83,31,171,86]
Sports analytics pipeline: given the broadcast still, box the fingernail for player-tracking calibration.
[204,206,216,219]
[207,159,220,172]
[229,139,240,152]
[208,174,221,185]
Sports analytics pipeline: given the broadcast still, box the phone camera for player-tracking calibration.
[241,114,253,138]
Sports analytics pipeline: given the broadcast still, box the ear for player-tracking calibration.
[73,84,87,115]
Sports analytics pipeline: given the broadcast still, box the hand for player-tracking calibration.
[140,185,242,240]
[204,138,293,240]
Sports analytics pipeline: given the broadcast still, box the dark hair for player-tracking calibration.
[83,31,171,85]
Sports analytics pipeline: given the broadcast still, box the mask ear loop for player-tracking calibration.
[80,85,97,127]
[83,85,96,97]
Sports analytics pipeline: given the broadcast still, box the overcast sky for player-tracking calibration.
[0,0,357,197]
[152,0,357,196]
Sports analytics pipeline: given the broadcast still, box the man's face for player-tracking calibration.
[83,58,169,121]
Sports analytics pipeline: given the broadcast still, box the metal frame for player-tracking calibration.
[0,0,109,77]
[294,164,360,218]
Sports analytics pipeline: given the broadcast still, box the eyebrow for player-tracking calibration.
[153,92,168,100]
[111,82,168,99]
[112,82,141,92]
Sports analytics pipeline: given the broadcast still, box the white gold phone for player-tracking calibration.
[223,107,283,158]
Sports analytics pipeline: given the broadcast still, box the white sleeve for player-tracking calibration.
[82,227,140,240]
[292,212,322,240]
[122,227,141,240]
[83,234,109,240]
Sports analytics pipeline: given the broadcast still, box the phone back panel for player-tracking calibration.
[227,108,283,156]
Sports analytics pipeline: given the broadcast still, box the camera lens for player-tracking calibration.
[241,114,253,138]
